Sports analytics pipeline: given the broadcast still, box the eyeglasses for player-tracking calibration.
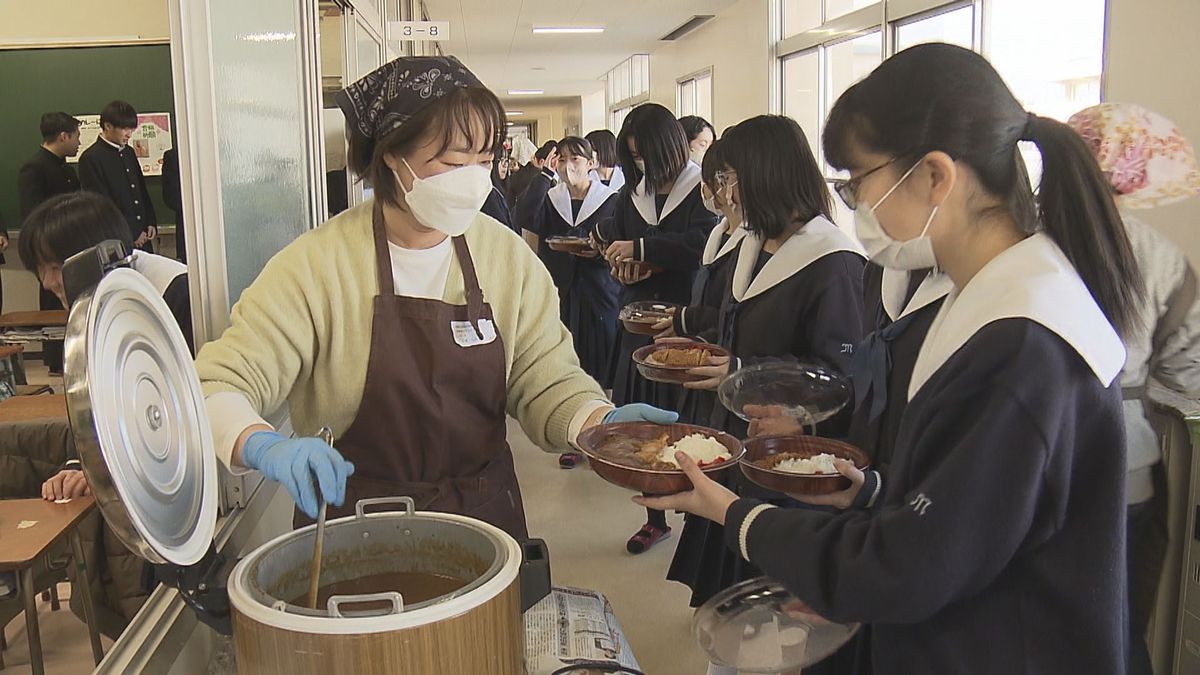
[828,156,901,210]
[714,170,737,191]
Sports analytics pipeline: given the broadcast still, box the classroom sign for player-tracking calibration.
[69,113,173,177]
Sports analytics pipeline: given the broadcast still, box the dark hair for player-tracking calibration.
[617,103,689,192]
[535,140,558,162]
[99,100,138,129]
[679,115,715,143]
[585,129,618,168]
[19,193,133,274]
[40,112,81,141]
[724,115,830,238]
[348,86,506,207]
[700,138,728,187]
[823,44,1141,336]
[556,136,593,161]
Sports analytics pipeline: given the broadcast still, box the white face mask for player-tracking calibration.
[633,159,646,174]
[689,149,706,167]
[853,161,939,271]
[394,158,492,237]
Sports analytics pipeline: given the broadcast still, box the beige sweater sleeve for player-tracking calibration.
[195,238,322,432]
[501,230,608,450]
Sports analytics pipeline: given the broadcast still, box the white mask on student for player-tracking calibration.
[853,161,939,271]
[394,158,491,237]
[633,159,646,174]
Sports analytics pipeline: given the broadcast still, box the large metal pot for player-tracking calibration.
[228,497,524,674]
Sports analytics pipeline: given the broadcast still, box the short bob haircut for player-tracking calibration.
[347,86,506,208]
[722,115,831,239]
[700,138,728,188]
[100,100,138,130]
[556,136,593,162]
[679,115,715,144]
[20,192,133,275]
[585,129,618,168]
[617,103,689,193]
[41,112,81,141]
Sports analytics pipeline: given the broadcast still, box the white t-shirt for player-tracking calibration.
[388,237,453,299]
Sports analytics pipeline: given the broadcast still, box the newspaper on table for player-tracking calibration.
[524,586,642,674]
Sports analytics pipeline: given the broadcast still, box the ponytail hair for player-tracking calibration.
[824,43,1142,337]
[1024,114,1142,336]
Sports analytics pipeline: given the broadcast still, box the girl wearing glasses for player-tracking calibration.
[640,44,1138,675]
[664,114,866,617]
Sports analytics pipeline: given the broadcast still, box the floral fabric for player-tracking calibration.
[1068,102,1200,210]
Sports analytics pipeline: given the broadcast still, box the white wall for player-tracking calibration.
[1104,0,1200,267]
[581,88,607,134]
[0,0,169,44]
[648,0,770,133]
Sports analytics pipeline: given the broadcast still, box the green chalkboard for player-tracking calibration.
[0,44,176,229]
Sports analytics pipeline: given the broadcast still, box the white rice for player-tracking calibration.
[658,434,732,468]
[773,453,839,475]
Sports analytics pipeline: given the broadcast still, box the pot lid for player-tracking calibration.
[693,577,858,672]
[65,268,217,566]
[718,362,850,426]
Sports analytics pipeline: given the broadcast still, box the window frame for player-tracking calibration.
[676,67,714,120]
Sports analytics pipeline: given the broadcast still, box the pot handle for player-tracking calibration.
[327,592,405,617]
[519,538,552,613]
[354,496,416,519]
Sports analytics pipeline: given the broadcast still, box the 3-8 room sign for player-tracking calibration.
[389,21,450,42]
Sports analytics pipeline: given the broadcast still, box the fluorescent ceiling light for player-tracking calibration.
[508,89,544,96]
[533,27,604,34]
[507,111,524,116]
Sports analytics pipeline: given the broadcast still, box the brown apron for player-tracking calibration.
[294,206,528,539]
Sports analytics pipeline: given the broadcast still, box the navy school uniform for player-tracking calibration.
[518,173,620,381]
[595,162,718,408]
[813,265,951,675]
[723,233,1129,675]
[481,184,515,233]
[668,216,866,608]
[590,165,626,192]
[674,219,748,425]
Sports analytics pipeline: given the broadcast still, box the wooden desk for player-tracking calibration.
[0,311,68,329]
[0,497,104,674]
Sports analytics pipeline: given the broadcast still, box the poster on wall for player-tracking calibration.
[69,113,173,177]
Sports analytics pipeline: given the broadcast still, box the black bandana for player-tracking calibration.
[335,55,485,165]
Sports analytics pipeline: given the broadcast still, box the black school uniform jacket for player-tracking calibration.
[17,147,80,220]
[518,173,618,297]
[711,217,866,435]
[724,234,1129,675]
[78,138,157,240]
[674,219,748,342]
[594,162,717,306]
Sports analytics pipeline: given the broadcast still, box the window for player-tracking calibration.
[781,50,820,153]
[828,0,878,21]
[775,0,1103,233]
[895,5,975,52]
[677,70,713,121]
[783,0,822,39]
[606,54,650,131]
[824,31,882,122]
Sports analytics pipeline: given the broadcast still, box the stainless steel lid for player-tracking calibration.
[65,268,217,566]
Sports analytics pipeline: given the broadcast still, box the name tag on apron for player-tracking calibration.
[451,319,498,347]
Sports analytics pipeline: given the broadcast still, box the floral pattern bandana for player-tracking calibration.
[335,55,484,167]
[1068,102,1200,209]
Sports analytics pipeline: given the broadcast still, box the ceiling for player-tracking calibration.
[422,0,740,98]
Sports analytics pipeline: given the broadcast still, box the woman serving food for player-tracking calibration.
[195,56,674,538]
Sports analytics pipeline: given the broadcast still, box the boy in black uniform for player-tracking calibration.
[17,111,83,374]
[78,100,157,252]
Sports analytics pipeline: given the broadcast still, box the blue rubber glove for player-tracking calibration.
[241,431,355,519]
[604,403,679,425]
